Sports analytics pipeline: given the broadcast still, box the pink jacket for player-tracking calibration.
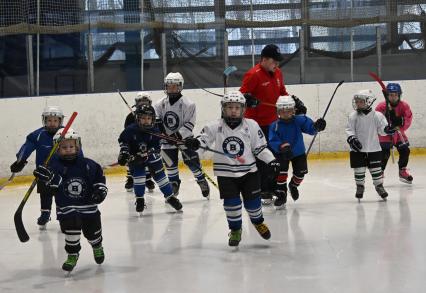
[375,100,412,144]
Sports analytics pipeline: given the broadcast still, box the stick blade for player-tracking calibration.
[14,208,29,242]
[223,66,238,76]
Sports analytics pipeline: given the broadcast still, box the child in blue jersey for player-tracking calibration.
[10,106,64,228]
[269,95,326,208]
[118,104,183,215]
[33,128,108,272]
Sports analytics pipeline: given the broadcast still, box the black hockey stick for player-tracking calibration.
[117,89,134,113]
[14,112,78,242]
[306,80,344,156]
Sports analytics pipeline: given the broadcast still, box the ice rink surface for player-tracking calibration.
[1,157,426,293]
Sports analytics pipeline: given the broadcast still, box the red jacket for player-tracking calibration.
[375,100,412,144]
[240,63,288,126]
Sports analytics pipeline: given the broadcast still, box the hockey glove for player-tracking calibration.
[384,125,397,135]
[313,118,326,132]
[33,165,62,188]
[118,150,130,166]
[279,143,293,161]
[243,93,260,108]
[267,159,281,180]
[347,136,362,152]
[184,137,201,151]
[293,95,307,115]
[131,151,149,165]
[10,160,27,173]
[389,110,403,127]
[92,183,108,204]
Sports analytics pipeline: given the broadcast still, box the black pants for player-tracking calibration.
[276,154,308,191]
[217,171,261,200]
[37,182,53,212]
[59,213,102,254]
[380,141,410,170]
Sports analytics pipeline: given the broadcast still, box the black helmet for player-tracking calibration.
[135,105,156,129]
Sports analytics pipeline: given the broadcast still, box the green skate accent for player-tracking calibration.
[228,229,242,247]
[93,246,105,264]
[62,254,79,272]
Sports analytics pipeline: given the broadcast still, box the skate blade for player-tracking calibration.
[261,200,273,206]
[357,198,361,203]
[137,212,143,217]
[399,178,413,184]
[147,188,154,193]
[203,195,210,200]
[126,188,133,192]
[38,225,47,230]
[274,204,286,210]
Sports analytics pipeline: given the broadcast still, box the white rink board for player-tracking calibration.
[1,80,425,177]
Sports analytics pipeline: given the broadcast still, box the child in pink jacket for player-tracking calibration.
[375,83,413,184]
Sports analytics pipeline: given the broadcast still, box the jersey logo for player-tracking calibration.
[261,81,270,87]
[64,178,86,199]
[223,136,245,157]
[164,111,180,131]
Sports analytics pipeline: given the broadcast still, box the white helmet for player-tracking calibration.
[164,72,184,93]
[276,95,296,111]
[135,91,152,106]
[53,128,81,154]
[221,91,246,126]
[353,89,376,111]
[42,106,64,125]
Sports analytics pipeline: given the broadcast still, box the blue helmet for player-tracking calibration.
[386,83,402,95]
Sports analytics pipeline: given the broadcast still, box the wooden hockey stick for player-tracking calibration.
[14,112,78,242]
[306,80,344,156]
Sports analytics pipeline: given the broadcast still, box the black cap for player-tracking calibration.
[261,44,283,61]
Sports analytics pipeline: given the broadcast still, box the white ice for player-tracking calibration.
[1,157,426,293]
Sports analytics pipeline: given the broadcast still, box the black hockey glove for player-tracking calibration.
[384,125,396,135]
[347,136,362,152]
[118,150,130,166]
[10,160,27,173]
[33,165,55,183]
[243,93,260,108]
[184,137,201,151]
[92,183,108,204]
[292,95,307,115]
[313,118,326,132]
[279,143,293,161]
[389,110,403,127]
[267,159,281,180]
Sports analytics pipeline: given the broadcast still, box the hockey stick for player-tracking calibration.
[0,152,25,191]
[0,173,16,191]
[14,112,78,242]
[223,65,238,95]
[117,89,134,113]
[142,129,245,163]
[368,72,399,163]
[306,80,344,156]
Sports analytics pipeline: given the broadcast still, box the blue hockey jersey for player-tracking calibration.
[269,115,317,158]
[16,127,55,166]
[118,123,162,159]
[48,154,106,220]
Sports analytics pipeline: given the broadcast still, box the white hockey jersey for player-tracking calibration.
[346,110,388,153]
[154,96,196,150]
[197,118,275,178]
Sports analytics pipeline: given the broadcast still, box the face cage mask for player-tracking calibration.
[222,103,244,127]
[43,116,63,134]
[137,114,155,129]
[58,140,80,161]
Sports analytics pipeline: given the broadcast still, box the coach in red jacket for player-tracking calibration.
[239,44,306,204]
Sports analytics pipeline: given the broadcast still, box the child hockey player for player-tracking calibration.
[153,72,210,199]
[268,95,326,208]
[33,129,107,272]
[375,83,413,184]
[184,91,280,247]
[10,106,64,229]
[346,89,395,201]
[123,92,156,192]
[118,104,182,214]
